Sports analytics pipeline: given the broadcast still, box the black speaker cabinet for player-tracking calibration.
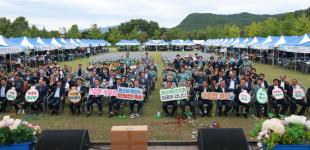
[197,128,249,150]
[35,129,90,150]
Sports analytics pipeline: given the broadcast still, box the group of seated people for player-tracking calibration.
[159,52,310,119]
[0,52,157,119]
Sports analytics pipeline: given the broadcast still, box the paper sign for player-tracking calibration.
[272,88,284,100]
[117,87,144,101]
[201,92,235,100]
[293,88,304,100]
[68,87,82,103]
[89,88,117,96]
[256,87,268,104]
[239,92,251,104]
[160,87,187,102]
[25,87,39,102]
[6,88,17,101]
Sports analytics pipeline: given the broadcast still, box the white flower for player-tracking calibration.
[6,119,15,126]
[9,124,18,130]
[262,118,285,135]
[3,115,10,122]
[306,121,310,130]
[284,115,307,125]
[14,119,21,125]
[257,142,263,148]
[0,121,6,128]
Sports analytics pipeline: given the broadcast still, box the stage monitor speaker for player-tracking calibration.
[197,128,249,150]
[35,129,90,150]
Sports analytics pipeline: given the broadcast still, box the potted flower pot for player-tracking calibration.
[0,139,35,150]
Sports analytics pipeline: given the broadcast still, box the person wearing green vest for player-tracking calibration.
[121,52,132,67]
[240,56,253,69]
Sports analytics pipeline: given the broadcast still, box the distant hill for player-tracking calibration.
[176,12,282,31]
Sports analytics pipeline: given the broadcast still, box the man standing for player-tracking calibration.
[122,52,132,67]
[180,80,196,119]
[0,78,11,112]
[142,52,151,66]
[287,79,307,115]
[75,64,87,80]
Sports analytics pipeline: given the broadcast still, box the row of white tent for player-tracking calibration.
[204,34,310,53]
[0,35,111,54]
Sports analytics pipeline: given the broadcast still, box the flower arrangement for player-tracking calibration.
[0,115,41,147]
[250,115,310,150]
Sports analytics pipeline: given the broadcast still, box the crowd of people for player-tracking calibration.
[0,51,309,120]
[0,52,157,119]
[160,52,310,119]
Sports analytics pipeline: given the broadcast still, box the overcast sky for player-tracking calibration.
[1,0,309,30]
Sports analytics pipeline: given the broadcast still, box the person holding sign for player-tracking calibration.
[12,80,30,114]
[180,80,197,119]
[108,79,123,118]
[48,80,65,116]
[234,79,251,118]
[216,80,232,116]
[0,78,11,112]
[252,78,268,118]
[162,81,178,118]
[87,79,103,117]
[198,80,212,117]
[69,78,87,115]
[287,79,307,115]
[267,79,288,117]
[129,80,144,119]
[30,80,47,113]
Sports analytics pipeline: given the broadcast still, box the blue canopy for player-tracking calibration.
[169,39,183,46]
[279,34,310,53]
[265,36,298,48]
[251,36,280,49]
[183,39,195,46]
[10,36,45,51]
[116,39,140,46]
[32,37,57,51]
[0,35,22,54]
[74,39,90,48]
[56,38,77,49]
[80,39,99,47]
[233,38,253,48]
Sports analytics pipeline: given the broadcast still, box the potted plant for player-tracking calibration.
[250,115,310,150]
[0,115,41,150]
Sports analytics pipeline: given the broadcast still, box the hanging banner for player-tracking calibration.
[293,87,305,100]
[272,86,284,100]
[68,87,82,103]
[201,92,235,100]
[117,87,144,101]
[256,87,268,104]
[239,91,251,104]
[89,88,117,96]
[6,88,17,101]
[160,87,187,102]
[25,87,39,102]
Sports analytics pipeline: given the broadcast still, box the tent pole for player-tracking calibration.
[295,53,297,71]
[272,48,275,66]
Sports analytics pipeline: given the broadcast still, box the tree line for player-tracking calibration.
[0,11,310,45]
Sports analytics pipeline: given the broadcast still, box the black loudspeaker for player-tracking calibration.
[197,128,249,150]
[35,129,90,150]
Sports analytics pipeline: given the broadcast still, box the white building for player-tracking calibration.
[59,27,66,34]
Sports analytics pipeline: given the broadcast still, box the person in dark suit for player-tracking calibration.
[244,75,252,90]
[230,57,240,75]
[63,74,76,90]
[267,79,288,117]
[195,71,210,86]
[214,71,226,85]
[279,74,289,92]
[226,74,240,92]
[234,79,251,118]
[216,80,232,116]
[108,79,123,118]
[87,63,100,73]
[23,70,34,85]
[208,56,216,68]
[173,54,180,70]
[287,79,307,115]
[254,73,269,89]
[139,72,150,102]
[12,80,30,114]
[198,80,213,117]
[47,74,57,92]
[38,72,48,84]
[162,81,178,118]
[129,80,144,119]
[48,80,65,115]
[86,79,103,117]
[180,80,197,119]
[86,72,101,87]
[306,87,310,107]
[0,78,11,112]
[69,78,86,115]
[144,68,152,85]
[30,80,47,113]
[215,57,224,71]
[32,68,41,84]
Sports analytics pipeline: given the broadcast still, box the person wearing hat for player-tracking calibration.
[121,52,132,67]
[141,52,151,66]
[208,56,216,68]
[240,56,252,69]
[173,54,181,70]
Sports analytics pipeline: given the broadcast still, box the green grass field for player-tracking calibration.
[1,48,309,141]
